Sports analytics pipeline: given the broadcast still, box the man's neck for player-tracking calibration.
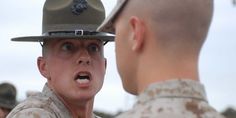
[68,100,94,118]
[58,95,94,118]
[136,53,199,94]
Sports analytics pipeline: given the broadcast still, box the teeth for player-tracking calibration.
[75,72,91,84]
[76,79,89,84]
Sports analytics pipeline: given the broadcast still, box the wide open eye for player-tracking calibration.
[61,42,75,52]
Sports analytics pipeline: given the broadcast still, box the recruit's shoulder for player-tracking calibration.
[116,106,225,118]
[116,79,226,118]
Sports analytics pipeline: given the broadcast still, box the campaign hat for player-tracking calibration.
[12,0,114,42]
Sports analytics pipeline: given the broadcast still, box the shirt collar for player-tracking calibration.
[43,83,72,117]
[43,83,100,118]
[137,79,208,104]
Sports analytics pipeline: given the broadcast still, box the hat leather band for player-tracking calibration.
[43,30,99,36]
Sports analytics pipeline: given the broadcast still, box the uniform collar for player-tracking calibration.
[43,83,72,117]
[43,84,100,118]
[137,79,208,104]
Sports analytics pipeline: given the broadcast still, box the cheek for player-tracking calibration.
[115,27,125,64]
[47,58,71,83]
[115,21,130,71]
[115,37,121,69]
[115,36,128,80]
[115,26,135,91]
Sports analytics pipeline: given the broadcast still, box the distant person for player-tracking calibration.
[7,0,113,118]
[0,83,17,118]
[98,0,225,117]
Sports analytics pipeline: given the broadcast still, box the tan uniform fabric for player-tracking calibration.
[7,84,99,118]
[116,79,225,118]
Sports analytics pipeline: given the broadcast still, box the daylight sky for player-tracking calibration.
[0,0,235,114]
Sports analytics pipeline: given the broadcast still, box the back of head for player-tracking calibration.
[98,0,214,94]
[128,0,214,80]
[110,0,213,55]
[0,83,17,110]
[121,0,214,55]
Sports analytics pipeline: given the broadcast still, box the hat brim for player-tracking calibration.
[12,34,114,42]
[97,0,128,33]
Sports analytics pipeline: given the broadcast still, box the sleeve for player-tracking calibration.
[7,108,56,118]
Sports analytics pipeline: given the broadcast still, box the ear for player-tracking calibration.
[129,16,145,51]
[37,57,50,80]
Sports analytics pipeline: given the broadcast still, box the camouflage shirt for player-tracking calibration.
[7,84,100,118]
[116,79,225,118]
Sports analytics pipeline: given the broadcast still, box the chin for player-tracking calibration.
[123,83,137,95]
[75,95,94,102]
[78,91,97,99]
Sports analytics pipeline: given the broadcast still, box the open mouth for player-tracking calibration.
[75,72,91,84]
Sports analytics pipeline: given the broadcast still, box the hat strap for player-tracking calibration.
[43,30,99,36]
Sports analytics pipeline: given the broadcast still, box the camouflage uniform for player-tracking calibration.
[7,84,99,118]
[116,79,225,118]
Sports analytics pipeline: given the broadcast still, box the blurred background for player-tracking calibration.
[0,0,235,117]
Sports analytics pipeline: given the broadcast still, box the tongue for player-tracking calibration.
[76,79,89,84]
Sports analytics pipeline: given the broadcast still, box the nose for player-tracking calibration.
[77,57,90,65]
[76,50,91,65]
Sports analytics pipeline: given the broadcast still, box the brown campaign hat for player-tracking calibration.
[97,0,128,33]
[12,0,114,42]
[0,83,17,109]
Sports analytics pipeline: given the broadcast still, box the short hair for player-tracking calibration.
[124,0,213,53]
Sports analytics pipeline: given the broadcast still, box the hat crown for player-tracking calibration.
[43,0,105,33]
[11,0,114,42]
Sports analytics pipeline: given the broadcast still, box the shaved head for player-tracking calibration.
[113,0,214,94]
[106,1,224,117]
[116,0,213,55]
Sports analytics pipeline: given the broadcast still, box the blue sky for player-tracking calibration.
[0,0,235,114]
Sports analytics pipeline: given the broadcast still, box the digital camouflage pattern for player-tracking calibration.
[6,84,100,118]
[116,79,225,118]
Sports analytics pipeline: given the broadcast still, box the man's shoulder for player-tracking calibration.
[6,107,56,118]
[116,106,225,118]
[116,112,225,118]
[18,93,53,109]
[116,99,225,118]
[7,94,58,118]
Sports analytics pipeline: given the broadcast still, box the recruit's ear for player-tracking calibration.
[37,57,50,80]
[129,16,145,51]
